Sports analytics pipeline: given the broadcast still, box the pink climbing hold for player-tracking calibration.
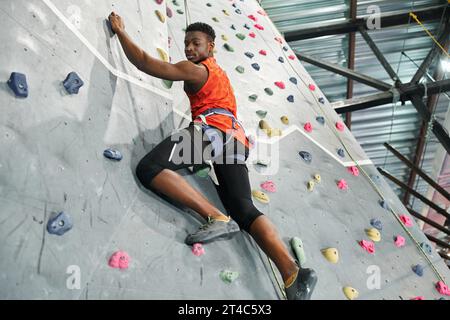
[248,14,257,22]
[308,84,316,91]
[348,166,359,176]
[257,9,267,16]
[274,37,283,44]
[254,24,264,30]
[155,0,163,4]
[288,55,296,60]
[400,214,413,227]
[260,181,276,193]
[192,243,205,257]
[108,251,130,269]
[166,6,173,18]
[337,179,348,190]
[274,81,285,89]
[259,49,267,56]
[394,235,406,247]
[304,122,313,133]
[411,296,425,300]
[249,32,256,38]
[336,122,345,132]
[359,240,375,254]
[436,281,450,296]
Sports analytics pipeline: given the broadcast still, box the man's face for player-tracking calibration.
[184,31,214,63]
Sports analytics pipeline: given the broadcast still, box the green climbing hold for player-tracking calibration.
[212,17,219,22]
[236,33,246,40]
[172,0,180,6]
[256,110,267,118]
[248,94,258,102]
[176,9,184,14]
[264,88,273,96]
[196,167,210,178]
[162,79,173,89]
[182,28,186,32]
[290,237,307,266]
[220,270,239,284]
[235,66,245,74]
[223,43,234,52]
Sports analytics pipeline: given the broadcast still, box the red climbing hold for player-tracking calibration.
[259,49,267,56]
[436,281,450,295]
[192,243,205,256]
[359,240,375,254]
[274,81,285,89]
[336,122,345,132]
[155,0,163,4]
[248,14,257,22]
[288,55,296,60]
[348,166,359,176]
[304,122,313,133]
[308,84,316,91]
[337,179,348,190]
[249,32,256,38]
[108,251,130,269]
[254,24,264,30]
[400,214,413,227]
[394,235,405,247]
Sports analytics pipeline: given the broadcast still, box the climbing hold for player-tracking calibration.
[394,235,406,248]
[304,122,313,133]
[254,24,264,30]
[257,9,267,16]
[206,2,212,7]
[47,211,73,236]
[212,17,219,22]
[166,6,173,18]
[337,148,345,158]
[259,49,267,56]
[248,94,258,102]
[251,63,260,71]
[412,264,424,277]
[235,66,245,74]
[103,148,123,161]
[231,24,236,30]
[299,151,312,164]
[254,159,270,167]
[249,32,256,38]
[155,0,163,5]
[283,46,288,52]
[222,9,229,16]
[252,190,270,204]
[280,116,289,125]
[245,52,254,59]
[337,179,348,190]
[287,95,294,103]
[370,174,382,185]
[274,37,283,44]
[321,248,339,264]
[359,240,375,254]
[62,72,84,95]
[108,251,130,269]
[379,200,390,210]
[7,72,28,98]
[172,0,180,6]
[278,56,284,63]
[176,9,184,14]
[411,296,425,300]
[343,287,359,300]
[231,3,237,8]
[236,33,246,40]
[248,14,257,22]
[192,243,205,256]
[259,120,270,130]
[265,128,282,137]
[274,81,285,89]
[196,167,210,178]
[348,166,359,176]
[222,35,228,41]
[223,43,234,52]
[244,24,251,30]
[235,9,242,14]
[290,237,307,266]
[365,228,381,242]
[400,214,413,227]
[260,181,276,193]
[420,242,432,255]
[162,79,173,89]
[308,84,316,91]
[316,116,325,125]
[336,122,345,131]
[289,77,297,85]
[307,180,315,192]
[318,97,325,104]
[157,48,169,62]
[220,270,239,284]
[264,88,273,96]
[436,281,450,296]
[288,55,296,60]
[314,174,321,183]
[256,110,267,118]
[370,218,383,231]
[155,10,165,23]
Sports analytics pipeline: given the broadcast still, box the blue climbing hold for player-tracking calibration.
[370,174,382,185]
[231,24,236,30]
[63,72,84,94]
[289,77,297,85]
[337,148,345,158]
[379,200,390,210]
[319,97,325,104]
[244,24,250,30]
[420,242,432,255]
[278,57,285,63]
[299,151,312,164]
[316,116,325,125]
[287,95,294,103]
[412,264,424,277]
[7,72,28,98]
[103,148,123,161]
[370,218,383,231]
[47,212,73,236]
[283,46,288,52]
[235,9,242,14]
[251,63,260,71]
[232,3,237,7]
[245,52,254,59]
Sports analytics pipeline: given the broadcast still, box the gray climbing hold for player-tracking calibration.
[244,24,250,30]
[176,9,184,14]
[420,242,432,255]
[337,148,345,158]
[370,174,382,185]
[251,63,260,71]
[287,95,294,103]
[172,0,180,6]
[299,151,312,164]
[278,56,284,63]
[206,3,212,7]
[245,52,254,59]
[264,88,273,96]
[248,94,258,102]
[412,264,424,277]
[319,97,325,104]
[235,66,245,74]
[7,72,28,98]
[235,9,242,14]
[316,116,325,125]
[379,200,390,210]
[289,77,297,85]
[63,72,84,94]
[283,46,288,52]
[47,212,73,236]
[370,218,383,231]
[256,110,267,118]
[231,24,236,30]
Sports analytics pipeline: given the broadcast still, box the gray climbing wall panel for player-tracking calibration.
[0,0,449,300]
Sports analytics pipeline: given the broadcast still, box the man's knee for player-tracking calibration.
[229,199,264,233]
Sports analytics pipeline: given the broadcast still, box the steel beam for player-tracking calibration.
[426,233,450,250]
[407,207,450,236]
[346,0,357,130]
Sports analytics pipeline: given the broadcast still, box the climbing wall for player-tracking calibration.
[1,0,449,300]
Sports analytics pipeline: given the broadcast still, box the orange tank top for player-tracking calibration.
[186,57,249,148]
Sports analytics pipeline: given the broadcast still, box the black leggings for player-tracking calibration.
[136,123,264,232]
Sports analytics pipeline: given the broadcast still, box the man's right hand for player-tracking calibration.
[108,11,125,34]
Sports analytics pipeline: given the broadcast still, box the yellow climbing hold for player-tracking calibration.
[259,120,270,130]
[365,228,381,242]
[222,35,228,41]
[155,10,165,23]
[265,128,282,137]
[314,174,321,183]
[307,180,315,192]
[321,248,339,263]
[157,48,169,62]
[280,116,289,125]
[252,190,270,204]
[343,287,359,300]
[222,9,230,16]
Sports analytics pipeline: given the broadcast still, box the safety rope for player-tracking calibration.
[410,12,450,58]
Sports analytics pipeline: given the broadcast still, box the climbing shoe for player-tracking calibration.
[285,268,318,300]
[185,217,240,245]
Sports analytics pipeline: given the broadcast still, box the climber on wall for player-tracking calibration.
[108,11,317,300]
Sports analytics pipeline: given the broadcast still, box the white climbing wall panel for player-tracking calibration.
[0,0,449,300]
